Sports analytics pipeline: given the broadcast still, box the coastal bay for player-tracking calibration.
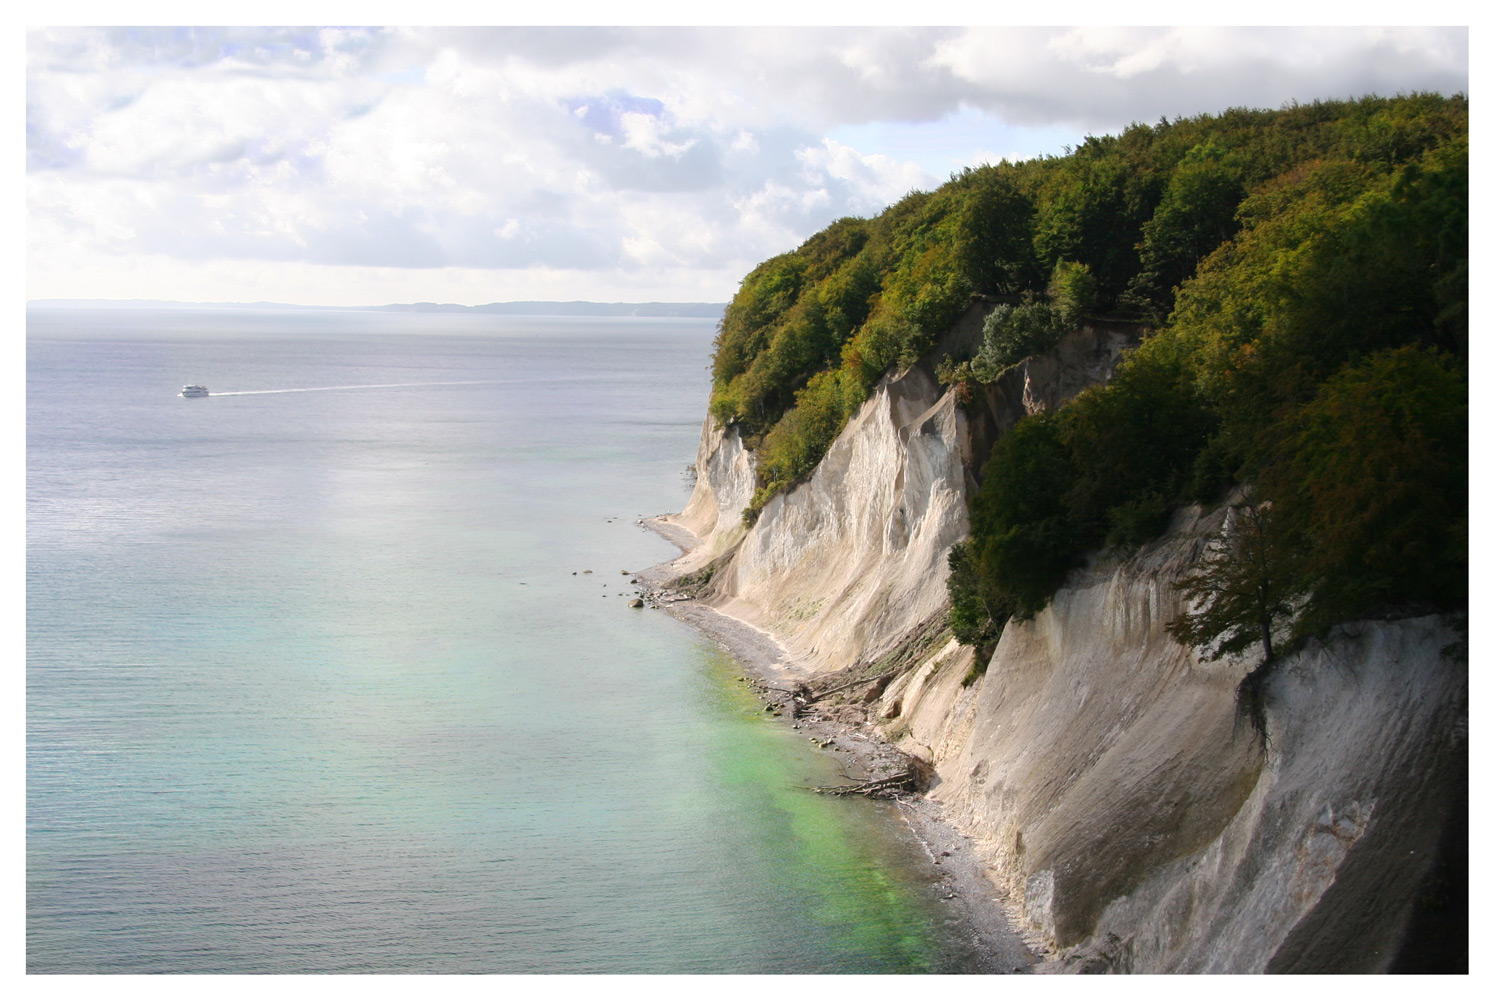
[27,305,994,973]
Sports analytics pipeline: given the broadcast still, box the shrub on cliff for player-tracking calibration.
[964,412,1082,620]
[950,337,1215,634]
[1060,343,1216,549]
[947,542,1002,649]
[969,299,1069,380]
[1167,498,1303,665]
[745,368,863,522]
[1159,346,1465,728]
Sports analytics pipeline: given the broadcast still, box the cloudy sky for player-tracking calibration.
[26,24,1470,306]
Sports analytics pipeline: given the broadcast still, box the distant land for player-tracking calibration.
[27,299,726,318]
[378,301,726,317]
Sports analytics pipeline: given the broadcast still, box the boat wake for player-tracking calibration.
[210,380,498,396]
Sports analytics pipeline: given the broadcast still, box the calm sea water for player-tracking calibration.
[27,306,979,974]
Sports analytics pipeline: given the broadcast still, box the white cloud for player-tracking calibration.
[25,25,1469,305]
[797,139,936,209]
[617,112,696,159]
[933,26,1468,131]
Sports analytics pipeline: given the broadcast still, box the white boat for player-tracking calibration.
[180,385,209,397]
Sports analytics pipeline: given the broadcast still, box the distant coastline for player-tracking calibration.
[27,299,727,319]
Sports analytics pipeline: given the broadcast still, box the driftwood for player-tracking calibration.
[808,770,920,798]
[804,672,895,703]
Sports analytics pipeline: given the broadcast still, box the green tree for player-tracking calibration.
[1266,345,1467,638]
[1167,499,1302,666]
[1123,143,1245,319]
[1060,343,1215,549]
[1047,260,1097,324]
[1032,136,1163,309]
[1167,498,1306,736]
[970,299,1069,379]
[947,541,1000,648]
[747,368,860,519]
[950,164,1041,295]
[966,413,1080,619]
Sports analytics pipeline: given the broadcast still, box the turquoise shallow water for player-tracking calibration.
[27,307,981,973]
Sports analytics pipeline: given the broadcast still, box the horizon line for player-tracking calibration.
[27,298,729,319]
[27,297,728,308]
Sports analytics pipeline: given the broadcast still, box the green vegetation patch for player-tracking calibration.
[953,95,1467,655]
[713,96,1466,528]
[713,167,1042,520]
[708,94,1466,657]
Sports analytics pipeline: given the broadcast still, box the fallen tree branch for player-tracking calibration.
[804,672,895,702]
[807,771,919,798]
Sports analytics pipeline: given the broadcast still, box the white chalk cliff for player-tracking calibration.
[658,316,1466,972]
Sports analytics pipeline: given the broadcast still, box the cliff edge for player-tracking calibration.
[654,328,1467,973]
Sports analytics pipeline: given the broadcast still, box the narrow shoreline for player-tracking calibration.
[636,515,1037,974]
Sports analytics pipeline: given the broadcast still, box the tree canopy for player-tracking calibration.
[956,94,1467,651]
[708,95,1467,650]
[710,94,1466,529]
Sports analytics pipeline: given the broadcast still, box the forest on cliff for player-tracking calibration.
[707,93,1467,657]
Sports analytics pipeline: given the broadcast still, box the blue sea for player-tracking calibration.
[26,306,981,974]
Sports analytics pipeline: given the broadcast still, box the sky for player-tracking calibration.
[24,23,1471,307]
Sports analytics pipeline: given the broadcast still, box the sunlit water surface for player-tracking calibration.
[27,307,981,973]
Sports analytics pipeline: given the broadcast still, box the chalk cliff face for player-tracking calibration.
[665,418,755,576]
[661,318,1466,972]
[659,365,962,677]
[659,315,1134,675]
[708,364,968,676]
[883,509,1464,972]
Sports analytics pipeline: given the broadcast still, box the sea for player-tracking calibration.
[26,306,984,974]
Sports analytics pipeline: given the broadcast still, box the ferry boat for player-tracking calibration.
[180,385,209,397]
